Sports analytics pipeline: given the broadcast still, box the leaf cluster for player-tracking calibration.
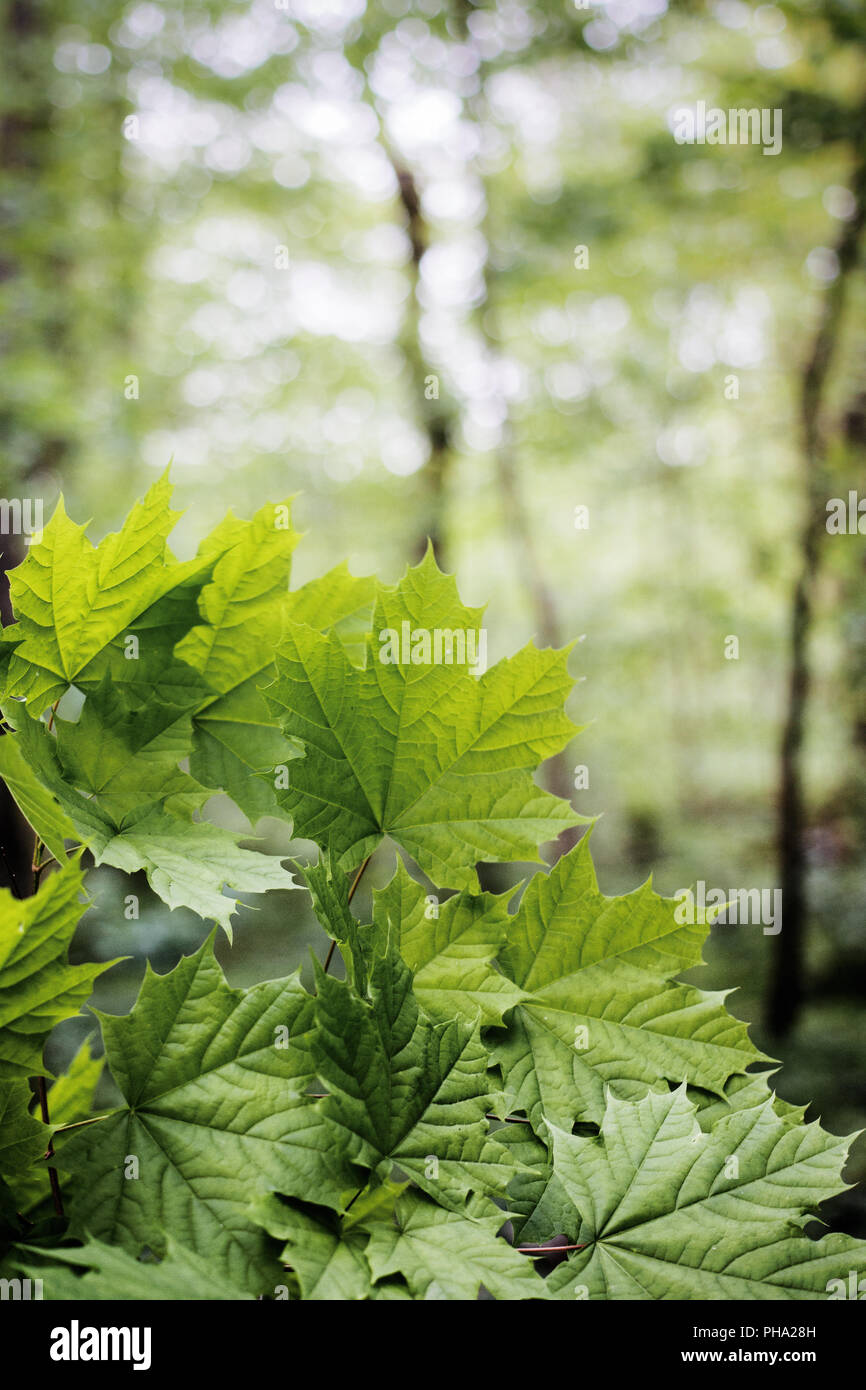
[0,481,863,1300]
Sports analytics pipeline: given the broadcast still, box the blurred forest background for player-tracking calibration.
[1,0,865,1234]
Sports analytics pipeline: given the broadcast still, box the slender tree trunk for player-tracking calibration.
[0,0,59,893]
[389,159,455,567]
[769,136,866,1037]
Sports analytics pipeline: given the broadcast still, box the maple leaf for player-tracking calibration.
[0,860,113,1082]
[96,810,296,938]
[8,1038,104,1215]
[0,729,78,863]
[372,859,526,1026]
[253,1192,374,1301]
[276,931,516,1213]
[4,473,207,713]
[364,1189,549,1300]
[253,1180,549,1301]
[175,499,302,825]
[3,704,296,936]
[14,1235,258,1300]
[262,548,583,889]
[0,1081,50,1180]
[493,833,771,1131]
[541,1086,866,1300]
[58,935,318,1292]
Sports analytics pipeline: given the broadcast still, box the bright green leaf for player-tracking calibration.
[0,861,113,1082]
[59,935,318,1292]
[373,859,526,1026]
[263,549,582,890]
[494,835,771,1131]
[544,1086,866,1300]
[365,1189,550,1300]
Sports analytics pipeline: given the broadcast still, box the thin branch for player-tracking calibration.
[322,853,373,976]
[517,1242,587,1255]
[24,697,66,1217]
[770,120,866,1036]
[35,1076,64,1218]
[347,855,371,907]
[52,1112,115,1136]
[31,701,60,892]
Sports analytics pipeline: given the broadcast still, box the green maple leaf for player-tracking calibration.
[496,1122,581,1246]
[253,1182,547,1302]
[691,1070,806,1127]
[54,673,197,825]
[175,500,302,825]
[14,1235,257,1300]
[58,935,318,1292]
[4,708,296,936]
[372,860,526,1026]
[5,473,206,713]
[0,729,78,863]
[253,1192,374,1301]
[284,562,377,666]
[0,860,113,1082]
[181,554,377,827]
[2,715,116,850]
[42,1036,103,1124]
[501,1071,811,1250]
[290,933,516,1212]
[542,1086,866,1300]
[365,1188,549,1300]
[303,851,375,996]
[0,1081,50,1179]
[493,834,771,1131]
[9,1038,104,1215]
[263,548,582,890]
[98,810,296,936]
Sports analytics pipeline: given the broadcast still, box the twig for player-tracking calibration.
[35,1077,64,1218]
[322,854,373,975]
[770,123,866,1036]
[52,1112,114,1135]
[26,698,66,1217]
[517,1242,587,1255]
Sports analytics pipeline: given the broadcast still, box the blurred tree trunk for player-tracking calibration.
[456,0,580,860]
[0,0,73,485]
[0,526,31,897]
[0,0,62,890]
[769,138,866,1037]
[389,159,456,567]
